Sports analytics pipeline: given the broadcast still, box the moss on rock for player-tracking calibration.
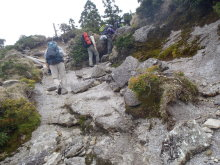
[127,68,198,121]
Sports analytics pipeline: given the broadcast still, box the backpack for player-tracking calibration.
[81,32,92,48]
[99,24,106,33]
[46,41,63,65]
[46,41,60,59]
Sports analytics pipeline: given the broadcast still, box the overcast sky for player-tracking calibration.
[0,0,139,45]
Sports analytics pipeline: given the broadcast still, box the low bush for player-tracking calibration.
[0,58,42,81]
[15,35,46,51]
[114,33,134,51]
[213,2,220,16]
[0,98,40,160]
[127,67,198,121]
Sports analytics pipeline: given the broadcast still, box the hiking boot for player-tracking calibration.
[57,87,62,95]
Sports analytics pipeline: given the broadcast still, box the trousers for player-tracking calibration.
[87,45,100,66]
[49,62,67,90]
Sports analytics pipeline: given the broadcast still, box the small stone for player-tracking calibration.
[86,149,92,155]
[211,157,215,160]
[214,159,218,163]
[47,86,57,91]
[216,111,220,116]
[205,149,212,156]
[203,119,220,129]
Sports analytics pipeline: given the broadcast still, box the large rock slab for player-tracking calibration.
[93,134,149,165]
[167,20,220,93]
[67,83,133,132]
[161,120,212,165]
[111,56,139,88]
[133,25,155,42]
[71,80,94,94]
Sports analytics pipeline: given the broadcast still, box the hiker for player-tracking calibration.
[106,25,115,54]
[99,25,115,54]
[44,41,68,95]
[82,32,100,67]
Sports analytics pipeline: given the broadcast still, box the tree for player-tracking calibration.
[0,39,5,48]
[102,0,122,25]
[122,12,132,25]
[69,18,76,29]
[59,23,71,34]
[79,0,102,32]
[136,0,163,18]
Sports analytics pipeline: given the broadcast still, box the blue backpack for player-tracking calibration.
[46,41,63,65]
[46,42,59,58]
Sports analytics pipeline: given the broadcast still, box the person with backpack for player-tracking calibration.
[100,25,115,54]
[82,32,100,67]
[106,25,115,54]
[44,41,68,95]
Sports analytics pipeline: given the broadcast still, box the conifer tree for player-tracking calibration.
[79,0,102,32]
[69,18,76,29]
[102,0,122,25]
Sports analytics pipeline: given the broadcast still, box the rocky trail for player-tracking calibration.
[1,18,220,165]
[1,57,220,165]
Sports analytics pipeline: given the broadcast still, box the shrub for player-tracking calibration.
[213,2,220,16]
[0,58,42,81]
[0,132,8,147]
[0,46,15,60]
[68,36,88,67]
[114,33,134,51]
[0,98,40,159]
[15,35,46,51]
[20,78,36,89]
[61,30,76,43]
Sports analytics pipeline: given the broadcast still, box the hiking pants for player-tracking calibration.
[49,62,67,90]
[107,36,113,54]
[87,45,100,66]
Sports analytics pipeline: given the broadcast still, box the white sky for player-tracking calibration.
[0,0,139,45]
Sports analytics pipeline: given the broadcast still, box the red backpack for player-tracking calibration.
[82,32,92,48]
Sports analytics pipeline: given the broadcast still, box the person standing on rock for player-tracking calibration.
[101,25,115,54]
[44,41,68,95]
[82,31,100,67]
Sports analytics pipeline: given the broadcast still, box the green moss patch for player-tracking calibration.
[0,98,40,160]
[132,28,203,62]
[132,39,163,62]
[127,68,198,121]
[159,29,202,60]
